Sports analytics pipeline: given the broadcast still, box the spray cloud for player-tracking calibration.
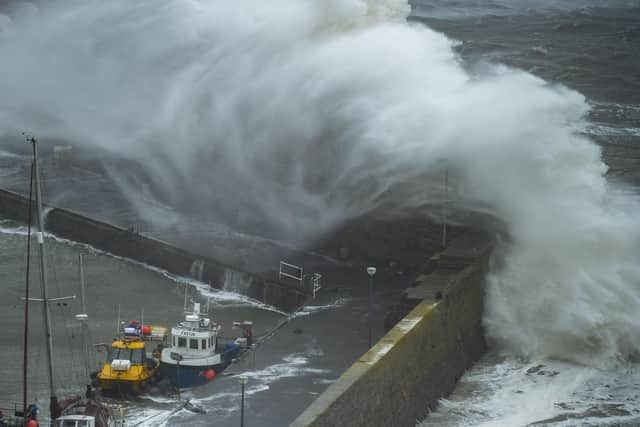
[1,0,639,364]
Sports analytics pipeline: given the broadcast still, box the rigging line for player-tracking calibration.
[46,238,81,384]
[52,279,76,383]
[23,158,35,419]
[58,298,83,385]
[85,320,97,374]
[32,311,45,402]
[80,322,89,379]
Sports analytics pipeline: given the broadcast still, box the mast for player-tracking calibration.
[30,136,60,418]
[76,254,90,377]
[78,254,87,316]
[22,152,35,419]
[442,166,448,248]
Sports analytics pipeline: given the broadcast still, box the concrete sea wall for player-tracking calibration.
[0,188,307,312]
[291,232,491,427]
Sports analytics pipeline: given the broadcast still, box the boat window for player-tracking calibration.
[189,339,198,349]
[178,337,187,347]
[202,339,207,349]
[131,348,143,364]
[172,336,176,347]
[110,348,132,362]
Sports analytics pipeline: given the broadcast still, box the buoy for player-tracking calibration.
[142,325,151,335]
[26,419,38,427]
[204,369,216,380]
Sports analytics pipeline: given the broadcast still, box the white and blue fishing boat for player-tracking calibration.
[159,302,244,388]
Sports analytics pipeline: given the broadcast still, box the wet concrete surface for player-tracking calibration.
[148,269,410,427]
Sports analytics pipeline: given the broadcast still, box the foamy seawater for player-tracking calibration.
[424,352,640,427]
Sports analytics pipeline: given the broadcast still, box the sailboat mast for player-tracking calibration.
[30,137,59,413]
[22,155,35,418]
[76,254,91,376]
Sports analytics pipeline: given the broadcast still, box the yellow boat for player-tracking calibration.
[97,322,167,394]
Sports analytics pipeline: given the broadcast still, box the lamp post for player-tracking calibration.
[239,375,248,427]
[170,352,183,400]
[366,267,376,348]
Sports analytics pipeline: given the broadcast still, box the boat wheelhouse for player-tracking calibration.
[160,302,241,388]
[96,321,166,394]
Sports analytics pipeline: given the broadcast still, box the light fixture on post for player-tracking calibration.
[238,375,249,427]
[366,267,376,349]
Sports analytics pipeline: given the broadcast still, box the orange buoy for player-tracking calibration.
[204,369,216,380]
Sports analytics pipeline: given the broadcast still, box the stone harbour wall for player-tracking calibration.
[0,188,307,312]
[290,231,491,427]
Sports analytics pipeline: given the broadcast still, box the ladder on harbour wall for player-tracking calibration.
[279,261,322,298]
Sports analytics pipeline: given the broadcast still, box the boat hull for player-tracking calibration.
[160,362,227,388]
[97,376,155,395]
[96,358,161,395]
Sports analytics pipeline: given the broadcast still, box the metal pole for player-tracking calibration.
[79,254,86,313]
[176,359,181,401]
[116,304,121,337]
[78,254,90,376]
[240,381,245,427]
[368,274,373,349]
[442,167,448,248]
[31,137,59,416]
[22,157,34,419]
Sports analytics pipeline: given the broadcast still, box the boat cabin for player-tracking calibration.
[170,312,220,356]
[166,303,221,358]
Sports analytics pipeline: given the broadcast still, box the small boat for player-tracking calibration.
[96,321,167,395]
[160,302,245,388]
[54,394,124,427]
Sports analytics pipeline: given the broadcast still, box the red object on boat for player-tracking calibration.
[142,325,151,335]
[26,419,38,427]
[204,369,216,380]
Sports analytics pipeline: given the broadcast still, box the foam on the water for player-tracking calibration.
[292,297,351,318]
[424,354,640,426]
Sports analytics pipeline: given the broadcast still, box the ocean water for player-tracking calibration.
[413,1,640,426]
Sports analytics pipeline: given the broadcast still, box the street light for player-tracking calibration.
[366,267,376,349]
[170,352,183,400]
[239,375,249,427]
